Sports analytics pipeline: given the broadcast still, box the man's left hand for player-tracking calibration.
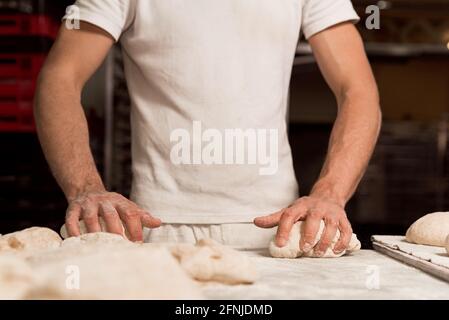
[254,195,353,256]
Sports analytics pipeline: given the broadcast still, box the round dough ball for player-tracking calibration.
[405,212,449,247]
[60,218,128,239]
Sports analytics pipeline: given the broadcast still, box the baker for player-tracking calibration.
[34,0,381,256]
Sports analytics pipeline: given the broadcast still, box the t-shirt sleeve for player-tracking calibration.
[301,0,360,40]
[63,0,136,42]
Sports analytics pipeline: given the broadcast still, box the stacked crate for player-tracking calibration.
[0,0,58,132]
[0,0,69,234]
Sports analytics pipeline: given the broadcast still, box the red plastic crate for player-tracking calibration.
[0,80,36,132]
[0,14,59,39]
[0,54,46,79]
[0,80,35,100]
[0,101,35,132]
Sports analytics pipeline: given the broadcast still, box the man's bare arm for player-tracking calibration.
[35,22,111,203]
[34,22,161,241]
[255,22,381,254]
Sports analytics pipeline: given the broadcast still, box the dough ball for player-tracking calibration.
[269,221,361,259]
[269,223,304,259]
[0,227,62,254]
[406,212,449,247]
[60,218,128,239]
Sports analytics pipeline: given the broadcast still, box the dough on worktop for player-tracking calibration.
[59,232,258,285]
[60,218,127,239]
[61,224,259,284]
[27,246,203,300]
[0,227,258,299]
[0,227,62,253]
[269,221,361,259]
[62,231,129,247]
[60,231,259,285]
[169,238,258,285]
[406,212,449,247]
[0,256,38,300]
[27,232,135,266]
[0,229,201,299]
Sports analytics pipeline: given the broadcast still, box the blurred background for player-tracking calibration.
[0,0,448,248]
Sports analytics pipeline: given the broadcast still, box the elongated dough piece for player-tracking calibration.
[269,221,361,259]
[169,239,258,285]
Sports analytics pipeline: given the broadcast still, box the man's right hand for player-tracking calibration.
[65,191,162,242]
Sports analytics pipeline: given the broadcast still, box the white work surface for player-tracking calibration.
[202,250,449,300]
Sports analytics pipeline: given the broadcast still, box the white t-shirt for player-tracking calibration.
[64,0,359,224]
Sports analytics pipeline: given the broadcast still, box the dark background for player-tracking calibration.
[1,0,449,249]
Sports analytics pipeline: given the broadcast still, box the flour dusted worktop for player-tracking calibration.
[2,227,448,299]
[203,250,449,300]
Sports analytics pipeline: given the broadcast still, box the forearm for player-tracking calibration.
[34,71,105,201]
[311,91,381,207]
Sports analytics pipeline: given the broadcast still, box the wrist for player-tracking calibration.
[65,179,106,202]
[310,181,347,208]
